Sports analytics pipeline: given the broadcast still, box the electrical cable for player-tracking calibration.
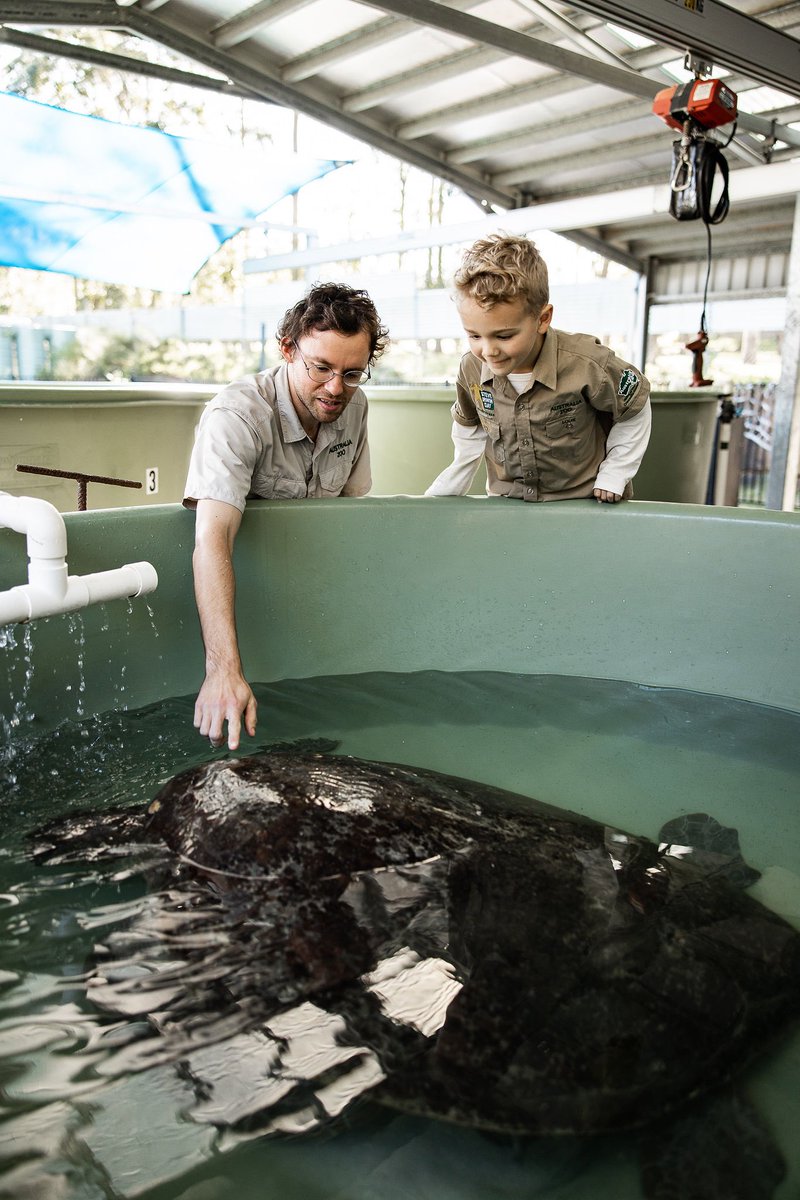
[719,120,738,149]
[697,125,734,337]
[700,219,712,338]
[696,138,730,225]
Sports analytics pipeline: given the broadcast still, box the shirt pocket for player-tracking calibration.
[251,470,307,499]
[478,413,505,464]
[545,413,581,439]
[317,456,351,496]
[544,408,598,458]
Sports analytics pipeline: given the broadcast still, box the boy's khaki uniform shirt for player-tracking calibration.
[184,363,371,511]
[451,328,649,501]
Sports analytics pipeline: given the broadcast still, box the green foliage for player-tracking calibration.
[38,329,262,383]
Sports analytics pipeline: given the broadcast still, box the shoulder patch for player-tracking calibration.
[618,368,641,407]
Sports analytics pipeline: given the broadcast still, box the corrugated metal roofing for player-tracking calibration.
[0,0,798,273]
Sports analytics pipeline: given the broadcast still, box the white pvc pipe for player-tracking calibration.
[0,492,67,556]
[0,492,158,626]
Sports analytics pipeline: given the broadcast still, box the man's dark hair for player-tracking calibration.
[277,282,389,363]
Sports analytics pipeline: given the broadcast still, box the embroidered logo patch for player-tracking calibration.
[471,383,495,414]
[618,369,641,406]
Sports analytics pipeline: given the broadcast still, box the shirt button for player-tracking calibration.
[516,400,524,410]
[522,438,530,446]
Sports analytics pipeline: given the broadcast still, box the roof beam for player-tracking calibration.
[283,0,614,85]
[0,0,125,24]
[121,5,517,209]
[340,8,632,112]
[447,98,648,164]
[243,159,800,271]
[211,0,315,51]
[491,132,666,189]
[368,1,800,147]
[281,14,416,82]
[343,34,536,114]
[397,76,578,140]
[492,124,786,189]
[511,0,631,68]
[354,0,659,98]
[632,226,794,257]
[606,200,797,241]
[564,0,800,97]
[0,26,263,100]
[562,228,645,272]
[394,40,691,140]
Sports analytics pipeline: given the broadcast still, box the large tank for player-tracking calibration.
[1,497,798,1200]
[2,498,796,722]
[0,384,719,509]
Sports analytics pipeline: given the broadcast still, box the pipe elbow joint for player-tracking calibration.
[0,492,158,626]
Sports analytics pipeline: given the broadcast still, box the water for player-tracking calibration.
[1,670,799,1200]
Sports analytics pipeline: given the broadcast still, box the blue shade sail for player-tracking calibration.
[0,91,347,293]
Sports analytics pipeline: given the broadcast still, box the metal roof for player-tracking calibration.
[0,0,798,274]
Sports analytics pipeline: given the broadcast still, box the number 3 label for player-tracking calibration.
[146,467,159,495]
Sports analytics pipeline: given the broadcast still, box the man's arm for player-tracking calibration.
[192,498,258,750]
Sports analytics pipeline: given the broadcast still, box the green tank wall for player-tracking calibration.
[632,393,720,504]
[367,388,720,503]
[0,384,214,511]
[1,498,798,733]
[0,384,717,509]
[365,387,488,496]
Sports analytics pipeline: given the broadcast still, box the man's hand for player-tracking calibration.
[191,500,254,751]
[593,488,622,503]
[194,668,257,751]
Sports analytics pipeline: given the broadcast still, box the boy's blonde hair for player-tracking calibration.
[454,233,549,313]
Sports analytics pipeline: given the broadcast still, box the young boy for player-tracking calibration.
[425,234,651,503]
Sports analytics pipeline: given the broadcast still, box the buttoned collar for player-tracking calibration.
[532,328,558,390]
[478,328,558,392]
[272,361,352,447]
[273,363,309,444]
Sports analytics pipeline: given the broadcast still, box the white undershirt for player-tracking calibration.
[507,372,534,395]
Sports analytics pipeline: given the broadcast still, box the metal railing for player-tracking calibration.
[733,383,800,510]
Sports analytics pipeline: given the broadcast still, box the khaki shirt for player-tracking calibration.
[452,328,650,501]
[184,364,371,511]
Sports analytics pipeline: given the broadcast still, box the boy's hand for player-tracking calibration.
[593,488,622,503]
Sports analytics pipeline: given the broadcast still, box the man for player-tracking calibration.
[183,282,388,750]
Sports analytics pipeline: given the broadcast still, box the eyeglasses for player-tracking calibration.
[292,341,370,388]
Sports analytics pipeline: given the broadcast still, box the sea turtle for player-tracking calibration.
[33,746,800,1198]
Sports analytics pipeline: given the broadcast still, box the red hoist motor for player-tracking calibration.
[652,77,738,133]
[653,75,737,385]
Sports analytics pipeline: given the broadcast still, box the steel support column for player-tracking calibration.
[635,257,656,374]
[766,194,800,512]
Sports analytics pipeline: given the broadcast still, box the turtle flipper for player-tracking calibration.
[31,807,153,862]
[658,812,760,889]
[640,1091,785,1200]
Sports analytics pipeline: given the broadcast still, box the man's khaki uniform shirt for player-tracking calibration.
[452,328,649,502]
[184,364,371,511]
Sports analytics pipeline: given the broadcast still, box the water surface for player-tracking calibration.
[1,671,799,1199]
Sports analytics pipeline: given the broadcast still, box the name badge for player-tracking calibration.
[471,383,495,414]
